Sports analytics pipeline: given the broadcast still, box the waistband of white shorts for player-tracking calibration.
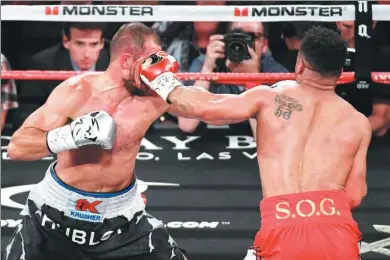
[26,161,145,222]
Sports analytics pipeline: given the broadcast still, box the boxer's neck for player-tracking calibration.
[299,81,335,92]
[94,73,122,93]
[104,64,133,90]
[298,70,337,91]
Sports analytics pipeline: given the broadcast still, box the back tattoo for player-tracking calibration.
[274,94,303,120]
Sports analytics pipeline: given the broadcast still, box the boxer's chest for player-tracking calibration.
[76,93,151,152]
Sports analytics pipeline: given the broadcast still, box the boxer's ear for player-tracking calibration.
[295,57,304,75]
[120,54,132,70]
[97,38,104,51]
[336,22,342,31]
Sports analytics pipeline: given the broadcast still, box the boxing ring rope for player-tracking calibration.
[2,71,390,88]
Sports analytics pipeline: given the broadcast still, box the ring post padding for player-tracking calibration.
[354,1,373,91]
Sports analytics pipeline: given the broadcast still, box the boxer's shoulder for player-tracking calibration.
[64,73,96,91]
[337,95,368,123]
[355,112,371,134]
[333,97,371,137]
[46,75,94,116]
[58,74,96,100]
[250,81,299,101]
[270,80,297,89]
[248,81,296,92]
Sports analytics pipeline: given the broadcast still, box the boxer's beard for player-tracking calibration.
[123,79,151,96]
[123,51,157,96]
[123,69,150,96]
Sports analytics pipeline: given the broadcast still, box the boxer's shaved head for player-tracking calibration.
[298,26,347,78]
[110,22,161,61]
[108,22,161,96]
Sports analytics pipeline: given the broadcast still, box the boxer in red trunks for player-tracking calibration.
[140,26,370,259]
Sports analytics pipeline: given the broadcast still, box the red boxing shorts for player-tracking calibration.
[245,190,362,260]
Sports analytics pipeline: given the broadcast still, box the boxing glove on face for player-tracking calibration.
[46,111,116,154]
[140,51,182,102]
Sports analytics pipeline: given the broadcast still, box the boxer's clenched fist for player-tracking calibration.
[46,111,116,153]
[140,51,182,102]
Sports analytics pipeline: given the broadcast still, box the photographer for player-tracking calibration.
[178,21,288,135]
[278,22,314,72]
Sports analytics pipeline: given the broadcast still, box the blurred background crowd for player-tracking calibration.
[1,0,390,138]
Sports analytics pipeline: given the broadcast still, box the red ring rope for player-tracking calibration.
[1,71,390,87]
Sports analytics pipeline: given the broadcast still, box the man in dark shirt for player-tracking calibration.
[177,21,288,136]
[277,22,314,72]
[14,22,110,129]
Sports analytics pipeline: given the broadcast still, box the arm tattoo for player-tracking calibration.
[169,87,189,112]
[179,104,188,112]
[274,94,303,120]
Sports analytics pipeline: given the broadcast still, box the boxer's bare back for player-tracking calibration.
[10,73,167,192]
[167,80,371,208]
[253,81,371,202]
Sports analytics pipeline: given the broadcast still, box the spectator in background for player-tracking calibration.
[370,102,390,136]
[15,1,94,68]
[61,22,108,71]
[278,22,313,72]
[336,20,390,136]
[336,20,388,50]
[177,21,288,136]
[13,22,110,129]
[152,1,227,72]
[1,54,18,131]
[367,46,390,136]
[152,1,228,125]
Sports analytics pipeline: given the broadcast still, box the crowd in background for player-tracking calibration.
[1,0,390,138]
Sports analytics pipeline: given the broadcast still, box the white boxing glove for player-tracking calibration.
[46,111,116,154]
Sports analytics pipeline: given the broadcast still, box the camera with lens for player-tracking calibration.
[224,28,255,62]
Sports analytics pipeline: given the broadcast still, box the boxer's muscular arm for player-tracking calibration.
[139,52,266,123]
[169,105,250,125]
[7,82,87,161]
[167,85,267,125]
[345,118,372,209]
